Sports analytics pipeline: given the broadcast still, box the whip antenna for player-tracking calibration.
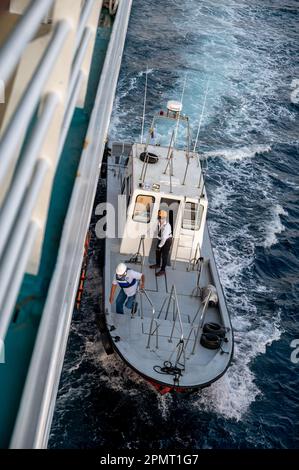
[174,72,188,145]
[193,78,210,154]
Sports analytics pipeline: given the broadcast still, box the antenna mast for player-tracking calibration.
[140,66,148,144]
[193,78,210,156]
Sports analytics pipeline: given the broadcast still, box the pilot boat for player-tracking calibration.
[99,100,234,393]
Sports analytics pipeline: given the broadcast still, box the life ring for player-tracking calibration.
[139,152,159,164]
[203,322,226,338]
[200,332,221,350]
[100,331,114,355]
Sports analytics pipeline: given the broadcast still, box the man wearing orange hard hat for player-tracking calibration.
[150,209,172,276]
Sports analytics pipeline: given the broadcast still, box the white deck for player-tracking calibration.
[105,242,232,387]
[132,144,203,199]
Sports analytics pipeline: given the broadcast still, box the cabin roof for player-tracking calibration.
[131,143,203,199]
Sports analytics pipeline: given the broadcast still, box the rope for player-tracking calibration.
[153,361,184,377]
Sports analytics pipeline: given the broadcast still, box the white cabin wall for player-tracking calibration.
[120,190,160,256]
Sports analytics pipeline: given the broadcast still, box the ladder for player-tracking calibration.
[173,200,204,270]
[173,229,197,269]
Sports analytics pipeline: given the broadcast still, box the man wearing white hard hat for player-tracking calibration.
[150,209,172,276]
[109,263,145,314]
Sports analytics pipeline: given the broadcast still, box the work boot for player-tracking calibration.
[149,264,160,269]
[155,270,166,277]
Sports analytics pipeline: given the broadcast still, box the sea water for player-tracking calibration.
[50,0,299,449]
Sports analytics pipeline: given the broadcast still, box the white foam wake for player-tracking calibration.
[193,315,281,421]
[263,204,288,248]
[203,144,272,161]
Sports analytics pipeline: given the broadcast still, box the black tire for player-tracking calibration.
[203,322,226,338]
[200,332,221,350]
[96,312,107,334]
[101,331,114,355]
[139,152,159,164]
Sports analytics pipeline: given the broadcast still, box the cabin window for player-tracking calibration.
[133,195,155,223]
[182,202,203,230]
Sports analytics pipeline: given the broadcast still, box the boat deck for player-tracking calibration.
[105,232,232,388]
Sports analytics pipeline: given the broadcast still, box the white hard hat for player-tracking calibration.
[116,262,127,276]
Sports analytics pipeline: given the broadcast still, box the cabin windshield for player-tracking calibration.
[133,195,155,223]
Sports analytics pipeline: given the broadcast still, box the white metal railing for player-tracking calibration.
[191,289,211,355]
[145,284,187,369]
[0,0,55,85]
[0,0,104,352]
[75,0,94,51]
[10,0,132,449]
[0,93,58,258]
[0,159,49,340]
[127,235,146,267]
[0,20,70,185]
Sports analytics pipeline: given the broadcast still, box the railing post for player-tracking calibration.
[191,291,211,355]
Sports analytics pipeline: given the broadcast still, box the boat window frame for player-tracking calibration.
[132,194,155,224]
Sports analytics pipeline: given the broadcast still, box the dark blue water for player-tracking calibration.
[49,0,299,449]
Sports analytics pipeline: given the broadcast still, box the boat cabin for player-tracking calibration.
[114,102,208,270]
[102,102,233,391]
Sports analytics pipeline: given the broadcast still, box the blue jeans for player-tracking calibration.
[116,289,136,314]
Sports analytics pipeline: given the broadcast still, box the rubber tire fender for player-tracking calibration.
[200,332,221,350]
[203,322,226,338]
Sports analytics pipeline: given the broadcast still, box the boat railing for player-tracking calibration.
[191,290,211,355]
[126,235,146,268]
[146,318,160,350]
[0,0,103,348]
[197,154,208,196]
[187,242,200,272]
[167,285,184,343]
[166,284,187,370]
[137,287,159,350]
